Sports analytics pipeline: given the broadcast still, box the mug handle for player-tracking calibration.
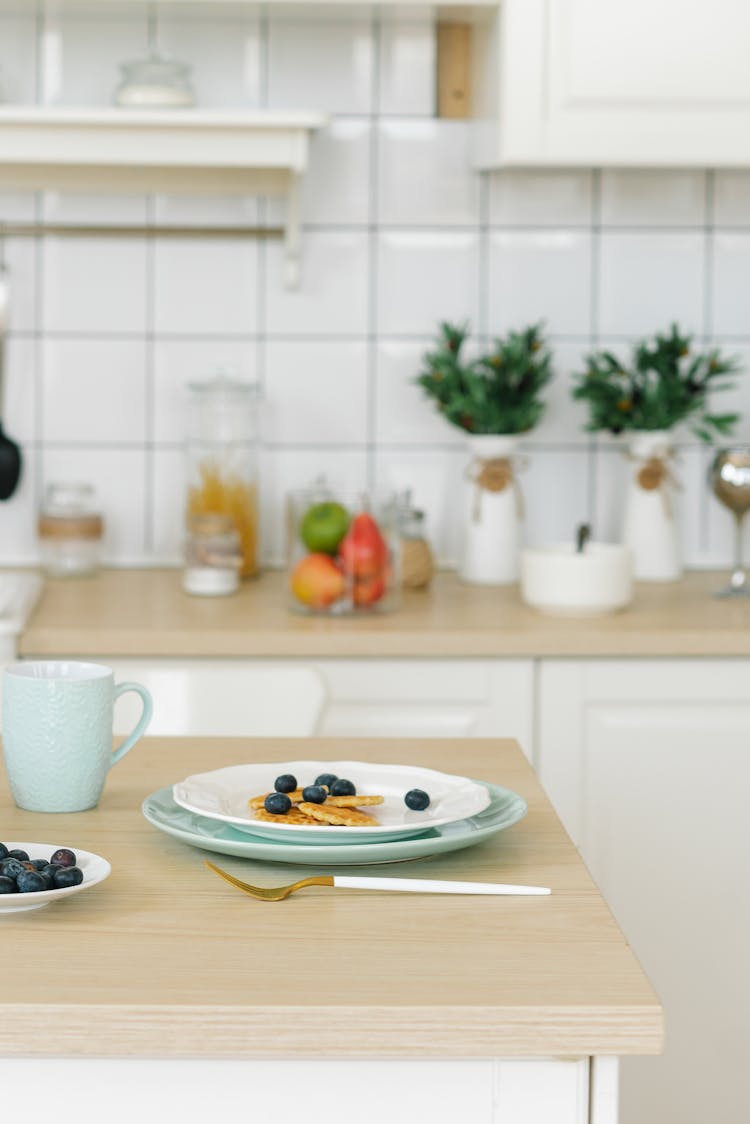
[111,682,153,767]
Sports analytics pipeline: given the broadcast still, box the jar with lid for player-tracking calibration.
[186,373,261,579]
[398,493,435,590]
[38,483,104,578]
[113,53,196,108]
[183,513,242,597]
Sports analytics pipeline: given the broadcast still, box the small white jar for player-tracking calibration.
[182,514,242,598]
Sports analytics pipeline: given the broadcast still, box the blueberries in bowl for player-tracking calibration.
[314,773,338,790]
[0,844,84,895]
[50,848,77,868]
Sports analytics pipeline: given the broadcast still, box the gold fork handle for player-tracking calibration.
[292,876,335,891]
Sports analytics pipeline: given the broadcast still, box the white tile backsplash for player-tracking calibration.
[377,230,480,335]
[599,170,706,227]
[378,17,435,117]
[487,231,592,337]
[710,232,750,336]
[41,338,147,443]
[42,236,147,334]
[489,171,592,228]
[1,13,749,575]
[264,339,368,445]
[0,11,37,104]
[598,231,705,337]
[267,17,374,115]
[266,230,369,336]
[377,120,479,226]
[153,237,257,336]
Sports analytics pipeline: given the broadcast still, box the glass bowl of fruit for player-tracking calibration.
[287,487,400,615]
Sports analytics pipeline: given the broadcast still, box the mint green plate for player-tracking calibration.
[142,781,526,867]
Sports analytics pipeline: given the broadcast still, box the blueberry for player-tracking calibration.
[274,774,297,794]
[302,785,327,804]
[50,848,77,868]
[314,773,338,790]
[264,792,292,815]
[404,788,431,811]
[0,843,8,861]
[52,866,84,889]
[0,857,25,880]
[7,848,29,862]
[30,858,49,871]
[330,778,356,797]
[16,869,48,894]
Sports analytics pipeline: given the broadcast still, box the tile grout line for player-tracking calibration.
[699,169,716,554]
[365,11,382,492]
[587,169,602,528]
[143,193,156,556]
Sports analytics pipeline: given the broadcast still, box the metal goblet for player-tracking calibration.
[708,447,750,598]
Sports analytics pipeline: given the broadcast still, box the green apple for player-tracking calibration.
[299,501,350,554]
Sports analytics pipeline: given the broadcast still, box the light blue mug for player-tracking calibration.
[1,660,153,813]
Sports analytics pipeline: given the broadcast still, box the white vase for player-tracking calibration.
[622,430,681,582]
[461,434,522,585]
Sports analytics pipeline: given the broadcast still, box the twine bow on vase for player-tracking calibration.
[461,435,524,585]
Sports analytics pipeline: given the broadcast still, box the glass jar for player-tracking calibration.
[38,483,104,578]
[113,54,196,108]
[398,495,435,591]
[183,513,242,597]
[186,373,261,579]
[287,485,400,615]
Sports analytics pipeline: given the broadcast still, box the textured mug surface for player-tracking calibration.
[1,660,153,812]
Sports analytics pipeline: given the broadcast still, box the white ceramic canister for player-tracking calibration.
[461,434,522,585]
[521,542,633,616]
[622,430,681,582]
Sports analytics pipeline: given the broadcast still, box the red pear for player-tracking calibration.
[338,513,389,579]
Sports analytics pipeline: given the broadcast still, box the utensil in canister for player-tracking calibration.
[205,860,551,901]
[0,258,22,501]
[709,447,750,598]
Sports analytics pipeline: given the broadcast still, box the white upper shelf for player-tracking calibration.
[0,107,325,189]
[0,107,327,286]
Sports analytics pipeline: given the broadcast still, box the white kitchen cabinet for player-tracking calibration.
[105,656,535,752]
[536,658,750,1124]
[474,0,750,167]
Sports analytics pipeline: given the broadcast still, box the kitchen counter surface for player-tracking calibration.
[0,736,662,1059]
[18,566,750,658]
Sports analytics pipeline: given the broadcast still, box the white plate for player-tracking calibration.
[0,842,111,914]
[172,760,492,844]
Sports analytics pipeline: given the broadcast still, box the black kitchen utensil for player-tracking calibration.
[0,261,22,501]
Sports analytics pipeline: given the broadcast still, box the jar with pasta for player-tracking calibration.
[186,372,261,578]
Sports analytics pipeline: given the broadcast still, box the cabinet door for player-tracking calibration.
[312,658,534,754]
[477,0,750,166]
[537,659,750,1124]
[103,656,534,755]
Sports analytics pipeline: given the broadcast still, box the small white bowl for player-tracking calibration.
[521,542,633,617]
[0,842,111,914]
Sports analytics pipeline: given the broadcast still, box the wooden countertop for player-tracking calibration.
[0,737,663,1059]
[18,566,750,658]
